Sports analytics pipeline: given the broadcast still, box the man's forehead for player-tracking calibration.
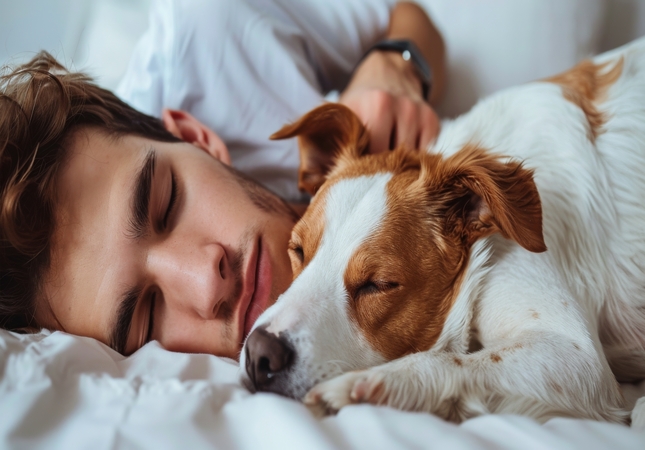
[42,131,147,341]
[62,130,145,185]
[54,133,141,254]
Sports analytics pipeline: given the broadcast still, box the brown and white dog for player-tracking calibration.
[240,37,645,423]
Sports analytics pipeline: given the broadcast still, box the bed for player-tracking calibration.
[1,329,644,449]
[2,1,645,448]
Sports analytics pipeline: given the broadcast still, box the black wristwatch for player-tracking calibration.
[362,39,432,101]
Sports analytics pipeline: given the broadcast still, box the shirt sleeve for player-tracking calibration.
[117,0,395,114]
[245,0,396,92]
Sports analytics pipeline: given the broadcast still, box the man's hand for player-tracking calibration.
[340,50,439,154]
[339,2,445,155]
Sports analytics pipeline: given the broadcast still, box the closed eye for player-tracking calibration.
[355,280,400,298]
[145,291,156,344]
[162,173,178,230]
[289,243,304,263]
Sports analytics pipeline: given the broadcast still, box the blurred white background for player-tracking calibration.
[0,0,150,89]
[1,0,644,114]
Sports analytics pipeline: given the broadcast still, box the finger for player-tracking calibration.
[367,109,395,154]
[395,100,419,150]
[354,90,394,154]
[418,107,440,151]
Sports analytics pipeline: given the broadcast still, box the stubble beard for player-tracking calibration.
[218,164,299,344]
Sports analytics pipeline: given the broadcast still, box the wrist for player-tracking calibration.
[358,39,432,102]
[343,50,419,104]
[373,50,423,97]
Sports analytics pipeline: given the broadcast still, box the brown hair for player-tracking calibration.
[0,52,180,331]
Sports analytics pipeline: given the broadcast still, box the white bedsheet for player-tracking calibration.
[1,329,644,449]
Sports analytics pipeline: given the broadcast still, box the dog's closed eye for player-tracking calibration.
[290,245,304,262]
[354,281,400,299]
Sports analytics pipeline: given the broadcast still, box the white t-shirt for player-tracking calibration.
[117,0,396,202]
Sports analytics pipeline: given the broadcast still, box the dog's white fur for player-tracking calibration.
[240,38,645,423]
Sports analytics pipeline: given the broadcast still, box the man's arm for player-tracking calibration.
[386,1,446,105]
[340,2,446,154]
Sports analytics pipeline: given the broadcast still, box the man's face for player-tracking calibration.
[39,128,296,359]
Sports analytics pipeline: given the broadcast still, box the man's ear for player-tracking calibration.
[162,109,231,165]
[423,145,546,253]
[271,103,369,195]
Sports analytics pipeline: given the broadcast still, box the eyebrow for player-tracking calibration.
[110,148,157,354]
[110,285,142,354]
[126,148,157,240]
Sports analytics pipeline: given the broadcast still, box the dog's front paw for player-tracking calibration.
[304,369,389,416]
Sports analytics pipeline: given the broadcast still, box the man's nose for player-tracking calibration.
[150,241,232,319]
[245,326,294,392]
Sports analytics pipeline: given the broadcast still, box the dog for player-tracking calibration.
[240,37,645,424]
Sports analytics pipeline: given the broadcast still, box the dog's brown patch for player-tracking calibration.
[271,103,369,195]
[421,145,546,253]
[342,159,465,359]
[545,57,624,141]
[490,353,502,363]
[288,195,326,278]
[530,310,539,319]
[453,357,463,366]
[343,146,545,360]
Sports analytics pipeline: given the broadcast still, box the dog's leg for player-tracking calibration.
[305,330,627,423]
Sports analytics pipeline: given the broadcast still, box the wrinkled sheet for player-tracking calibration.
[1,329,644,449]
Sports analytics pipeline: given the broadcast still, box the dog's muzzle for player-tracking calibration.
[244,326,294,393]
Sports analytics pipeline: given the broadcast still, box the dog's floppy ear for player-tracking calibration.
[423,145,546,253]
[271,103,369,195]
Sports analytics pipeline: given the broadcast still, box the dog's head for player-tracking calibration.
[240,104,546,399]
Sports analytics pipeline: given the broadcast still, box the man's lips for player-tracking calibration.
[236,238,258,346]
[237,236,273,346]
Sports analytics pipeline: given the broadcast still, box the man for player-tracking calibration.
[0,0,445,359]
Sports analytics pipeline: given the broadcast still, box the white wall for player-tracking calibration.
[0,0,150,89]
[601,0,645,51]
[0,0,90,66]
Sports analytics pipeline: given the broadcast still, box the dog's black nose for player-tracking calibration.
[245,327,294,392]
